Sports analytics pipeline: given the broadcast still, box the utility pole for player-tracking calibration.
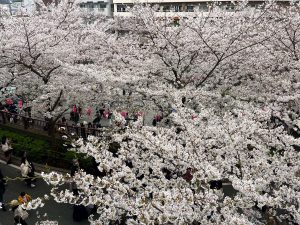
[8,0,12,15]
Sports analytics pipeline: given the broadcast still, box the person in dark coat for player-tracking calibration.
[73,204,88,222]
[61,116,67,124]
[23,117,29,129]
[0,102,6,124]
[0,169,3,181]
[70,159,80,196]
[152,118,157,126]
[70,159,79,177]
[70,111,75,122]
[74,112,80,124]
[99,104,105,118]
[90,158,106,178]
[93,116,100,124]
[0,170,6,211]
[78,106,82,118]
[182,168,193,182]
[80,123,87,140]
[209,180,223,190]
[125,113,129,126]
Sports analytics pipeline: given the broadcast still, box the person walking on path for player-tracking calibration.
[20,157,35,188]
[0,168,6,185]
[17,192,31,205]
[1,136,12,164]
[11,200,29,225]
[0,171,6,211]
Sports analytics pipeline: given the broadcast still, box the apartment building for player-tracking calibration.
[113,0,289,17]
[0,0,11,15]
[0,0,113,17]
[11,0,35,14]
[0,0,41,15]
[1,0,290,18]
[78,0,113,16]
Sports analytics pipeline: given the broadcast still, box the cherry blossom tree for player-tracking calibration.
[40,2,300,225]
[0,1,298,225]
[0,0,113,135]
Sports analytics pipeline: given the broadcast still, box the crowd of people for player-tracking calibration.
[0,95,167,140]
[0,135,97,224]
[0,165,34,225]
[58,103,154,139]
[0,97,32,124]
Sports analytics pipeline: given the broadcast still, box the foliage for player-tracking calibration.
[0,127,91,169]
[0,127,51,162]
[2,1,300,225]
[64,150,93,169]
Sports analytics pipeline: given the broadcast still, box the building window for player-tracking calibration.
[95,2,106,11]
[174,5,182,12]
[199,3,208,12]
[225,3,235,11]
[163,5,170,12]
[186,5,194,12]
[117,4,126,12]
[84,2,93,11]
[111,3,114,12]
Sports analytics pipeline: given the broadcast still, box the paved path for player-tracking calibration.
[0,161,90,225]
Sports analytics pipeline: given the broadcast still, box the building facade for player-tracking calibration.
[0,0,38,16]
[1,0,290,18]
[112,0,289,17]
[0,0,12,15]
[1,0,113,17]
[78,0,113,17]
[11,0,36,14]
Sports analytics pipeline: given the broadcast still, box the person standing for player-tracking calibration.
[0,168,5,184]
[70,111,75,123]
[1,136,12,164]
[70,159,80,196]
[72,105,77,114]
[80,123,87,140]
[99,103,105,118]
[0,102,6,124]
[78,106,82,118]
[108,112,114,126]
[87,107,92,119]
[61,116,67,125]
[74,112,80,124]
[125,113,129,126]
[152,117,157,126]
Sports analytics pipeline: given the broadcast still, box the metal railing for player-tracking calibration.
[0,111,110,138]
